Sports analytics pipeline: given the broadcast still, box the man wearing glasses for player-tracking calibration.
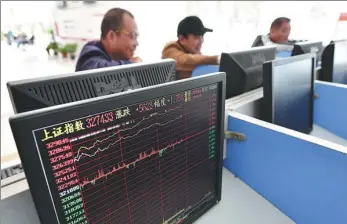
[75,8,141,72]
[162,16,220,80]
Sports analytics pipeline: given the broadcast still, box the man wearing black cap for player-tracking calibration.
[162,16,220,80]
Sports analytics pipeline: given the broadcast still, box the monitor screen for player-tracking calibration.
[7,59,176,114]
[220,46,276,99]
[321,40,347,84]
[9,73,226,224]
[292,41,323,66]
[263,54,315,134]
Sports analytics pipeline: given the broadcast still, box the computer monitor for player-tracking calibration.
[321,40,347,84]
[263,53,315,134]
[219,46,276,99]
[292,41,323,66]
[9,72,226,224]
[7,59,176,114]
[330,39,347,44]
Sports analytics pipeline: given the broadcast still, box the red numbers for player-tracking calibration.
[192,88,202,95]
[137,102,153,113]
[53,166,76,178]
[56,172,77,185]
[176,94,184,102]
[52,159,74,171]
[50,152,73,164]
[48,145,71,157]
[86,117,96,128]
[57,179,79,191]
[86,112,114,128]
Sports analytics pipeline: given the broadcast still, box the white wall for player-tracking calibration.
[52,1,344,60]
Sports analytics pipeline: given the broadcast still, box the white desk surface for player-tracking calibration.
[310,125,347,147]
[1,169,294,224]
[196,169,294,224]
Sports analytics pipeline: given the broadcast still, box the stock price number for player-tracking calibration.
[86,112,114,128]
[137,102,154,113]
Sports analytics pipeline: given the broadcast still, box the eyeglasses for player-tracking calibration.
[115,30,139,39]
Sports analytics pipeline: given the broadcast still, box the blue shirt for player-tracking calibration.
[75,41,132,72]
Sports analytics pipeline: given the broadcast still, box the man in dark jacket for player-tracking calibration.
[75,8,142,72]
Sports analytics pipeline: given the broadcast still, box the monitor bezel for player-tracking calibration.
[321,43,335,82]
[7,59,176,114]
[7,59,175,86]
[292,41,323,63]
[220,46,277,99]
[263,53,315,134]
[9,72,226,224]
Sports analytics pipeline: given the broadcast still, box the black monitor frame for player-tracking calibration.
[321,40,347,84]
[292,41,323,65]
[7,59,176,114]
[219,46,276,99]
[321,43,335,82]
[9,72,226,224]
[263,53,315,134]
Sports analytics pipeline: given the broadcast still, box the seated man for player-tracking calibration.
[252,17,296,51]
[162,16,220,80]
[76,8,142,72]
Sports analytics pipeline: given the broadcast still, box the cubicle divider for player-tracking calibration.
[224,111,347,224]
[313,81,347,140]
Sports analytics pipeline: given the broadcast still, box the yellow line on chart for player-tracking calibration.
[75,105,183,154]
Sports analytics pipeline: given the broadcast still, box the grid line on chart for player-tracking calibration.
[75,118,205,172]
[71,98,206,148]
[66,90,217,224]
[80,137,208,206]
[72,102,208,163]
[82,131,208,192]
[87,157,210,224]
[118,129,133,224]
[76,126,206,175]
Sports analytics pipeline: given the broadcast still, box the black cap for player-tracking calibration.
[177,16,213,37]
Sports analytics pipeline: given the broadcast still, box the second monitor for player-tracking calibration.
[321,39,347,84]
[263,53,315,134]
[292,41,323,66]
[220,46,276,99]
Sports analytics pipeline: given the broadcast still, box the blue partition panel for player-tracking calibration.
[314,81,347,140]
[192,65,219,77]
[224,115,347,224]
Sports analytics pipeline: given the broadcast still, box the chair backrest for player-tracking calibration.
[251,35,264,47]
[29,36,35,44]
[276,50,292,58]
[192,65,219,77]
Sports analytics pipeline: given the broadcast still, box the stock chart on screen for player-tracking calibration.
[24,82,222,224]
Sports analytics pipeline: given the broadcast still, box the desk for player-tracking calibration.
[1,169,294,224]
[196,169,294,224]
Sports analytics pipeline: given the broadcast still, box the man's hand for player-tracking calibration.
[217,54,221,65]
[130,57,142,63]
